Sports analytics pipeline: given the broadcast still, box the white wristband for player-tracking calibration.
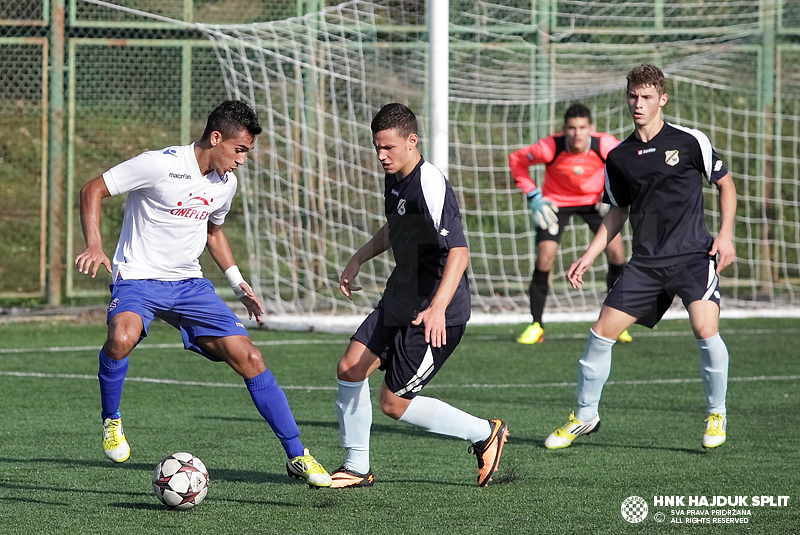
[224,265,248,298]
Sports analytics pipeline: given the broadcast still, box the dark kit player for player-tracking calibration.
[545,65,736,450]
[330,103,508,488]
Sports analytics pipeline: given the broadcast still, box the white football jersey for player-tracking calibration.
[103,143,237,281]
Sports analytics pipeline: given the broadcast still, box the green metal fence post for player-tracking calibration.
[47,0,65,306]
[181,44,193,145]
[535,0,552,143]
[761,0,777,286]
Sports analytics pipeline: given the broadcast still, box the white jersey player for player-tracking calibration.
[74,100,332,487]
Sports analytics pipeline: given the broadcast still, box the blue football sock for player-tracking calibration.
[245,369,304,458]
[98,349,128,421]
[697,333,729,415]
[576,329,615,422]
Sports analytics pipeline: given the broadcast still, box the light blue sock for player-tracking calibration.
[697,333,729,415]
[98,349,128,421]
[576,329,615,422]
[335,378,372,474]
[399,396,491,444]
[245,369,304,458]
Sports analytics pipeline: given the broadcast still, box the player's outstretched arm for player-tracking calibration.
[568,205,628,289]
[206,222,264,322]
[411,246,469,348]
[75,175,112,278]
[710,173,737,273]
[339,223,391,299]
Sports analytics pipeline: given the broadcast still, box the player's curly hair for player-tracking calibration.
[626,64,666,95]
[371,103,418,139]
[201,100,262,141]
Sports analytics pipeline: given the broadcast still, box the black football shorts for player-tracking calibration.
[536,204,604,245]
[604,255,721,328]
[352,299,465,399]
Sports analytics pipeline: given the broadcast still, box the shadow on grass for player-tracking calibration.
[0,457,301,485]
[197,416,457,442]
[505,435,706,455]
[108,502,164,510]
[109,498,301,509]
[0,495,68,506]
[0,479,151,498]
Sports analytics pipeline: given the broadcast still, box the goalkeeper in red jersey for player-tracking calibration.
[509,104,630,344]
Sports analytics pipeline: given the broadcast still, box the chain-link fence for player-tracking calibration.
[1,0,305,303]
[2,1,799,316]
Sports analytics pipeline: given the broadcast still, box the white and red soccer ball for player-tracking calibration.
[152,452,209,510]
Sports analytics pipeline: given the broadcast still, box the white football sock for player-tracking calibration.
[398,395,491,444]
[576,329,615,422]
[697,333,729,415]
[334,378,372,474]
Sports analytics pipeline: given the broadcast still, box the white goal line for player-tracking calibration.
[0,338,348,355]
[1,326,798,355]
[0,370,797,392]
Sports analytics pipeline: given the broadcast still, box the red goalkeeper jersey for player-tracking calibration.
[509,132,619,207]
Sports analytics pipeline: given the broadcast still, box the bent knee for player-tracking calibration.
[241,347,266,372]
[226,344,266,378]
[694,327,720,341]
[103,334,139,359]
[379,397,405,420]
[337,365,366,383]
[336,343,378,382]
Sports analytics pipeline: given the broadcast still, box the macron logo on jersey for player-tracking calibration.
[439,228,449,237]
[169,172,192,180]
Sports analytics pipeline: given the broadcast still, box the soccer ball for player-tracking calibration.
[152,452,209,510]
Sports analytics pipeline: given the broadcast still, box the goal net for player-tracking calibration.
[198,0,800,322]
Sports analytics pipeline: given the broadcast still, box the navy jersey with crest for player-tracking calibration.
[603,122,728,267]
[383,158,471,326]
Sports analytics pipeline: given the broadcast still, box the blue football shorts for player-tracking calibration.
[106,277,248,361]
[352,299,465,399]
[604,254,721,328]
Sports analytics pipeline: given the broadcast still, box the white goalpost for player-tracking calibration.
[194,0,800,328]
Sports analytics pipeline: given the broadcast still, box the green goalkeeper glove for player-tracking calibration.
[527,189,559,235]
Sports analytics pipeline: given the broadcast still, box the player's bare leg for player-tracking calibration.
[604,235,632,343]
[198,335,331,487]
[687,300,729,448]
[197,335,266,379]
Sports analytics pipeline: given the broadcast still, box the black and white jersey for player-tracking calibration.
[383,158,471,326]
[603,122,729,267]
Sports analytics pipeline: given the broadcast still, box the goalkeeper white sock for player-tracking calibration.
[576,329,615,422]
[335,378,372,474]
[697,333,729,415]
[399,395,492,444]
